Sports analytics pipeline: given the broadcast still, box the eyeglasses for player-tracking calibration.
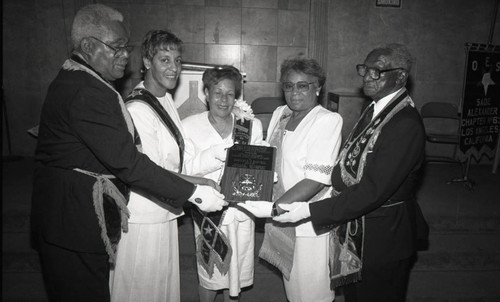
[90,36,133,57]
[356,64,405,80]
[281,81,316,92]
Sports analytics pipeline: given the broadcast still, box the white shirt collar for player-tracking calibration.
[371,88,403,120]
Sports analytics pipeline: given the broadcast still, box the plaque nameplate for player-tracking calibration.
[233,119,252,145]
[220,144,275,202]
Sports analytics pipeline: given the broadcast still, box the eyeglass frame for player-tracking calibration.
[90,36,132,57]
[356,64,405,80]
[281,81,317,92]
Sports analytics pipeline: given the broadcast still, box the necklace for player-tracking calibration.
[209,114,232,138]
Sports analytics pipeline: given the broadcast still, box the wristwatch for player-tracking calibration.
[271,202,279,217]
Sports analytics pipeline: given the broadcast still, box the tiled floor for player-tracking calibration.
[2,157,500,302]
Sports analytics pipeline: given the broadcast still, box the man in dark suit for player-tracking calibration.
[31,4,226,302]
[269,44,428,301]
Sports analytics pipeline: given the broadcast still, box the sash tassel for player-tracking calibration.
[73,168,130,265]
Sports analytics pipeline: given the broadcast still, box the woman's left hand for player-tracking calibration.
[205,178,221,192]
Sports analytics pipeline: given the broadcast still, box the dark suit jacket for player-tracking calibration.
[310,92,426,266]
[32,63,194,253]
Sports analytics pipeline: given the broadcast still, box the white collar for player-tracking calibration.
[372,88,403,120]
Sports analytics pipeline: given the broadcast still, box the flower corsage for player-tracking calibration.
[232,99,255,121]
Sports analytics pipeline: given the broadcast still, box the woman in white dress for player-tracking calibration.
[109,30,217,302]
[183,66,264,302]
[240,57,343,302]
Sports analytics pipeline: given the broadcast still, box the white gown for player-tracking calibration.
[267,105,343,302]
[109,82,185,302]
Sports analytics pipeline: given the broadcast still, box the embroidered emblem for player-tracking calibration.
[128,89,143,99]
[280,112,292,120]
[231,173,263,198]
[203,224,214,236]
[339,91,412,186]
[353,143,361,158]
[192,208,232,278]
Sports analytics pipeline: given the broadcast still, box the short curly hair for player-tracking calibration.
[141,30,184,62]
[371,43,413,72]
[71,4,125,50]
[279,57,326,87]
[202,65,243,99]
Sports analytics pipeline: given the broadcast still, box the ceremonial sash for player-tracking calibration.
[125,89,184,172]
[258,107,296,280]
[192,118,253,278]
[67,55,138,146]
[330,89,413,288]
[341,91,409,182]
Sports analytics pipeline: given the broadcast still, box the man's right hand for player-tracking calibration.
[188,184,227,212]
[272,202,311,223]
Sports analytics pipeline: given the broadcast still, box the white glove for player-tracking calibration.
[188,185,227,212]
[210,142,233,161]
[237,200,273,218]
[272,202,311,223]
[273,172,278,183]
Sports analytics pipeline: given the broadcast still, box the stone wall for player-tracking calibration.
[2,0,500,156]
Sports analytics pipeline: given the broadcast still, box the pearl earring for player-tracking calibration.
[316,91,320,96]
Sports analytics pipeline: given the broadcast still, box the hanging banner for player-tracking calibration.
[460,43,500,161]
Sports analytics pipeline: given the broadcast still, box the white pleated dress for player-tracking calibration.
[109,82,185,302]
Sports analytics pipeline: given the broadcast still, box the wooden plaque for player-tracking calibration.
[220,144,275,202]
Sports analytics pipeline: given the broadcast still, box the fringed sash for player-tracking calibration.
[258,107,296,280]
[73,168,130,265]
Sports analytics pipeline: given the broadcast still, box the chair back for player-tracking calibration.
[250,97,286,139]
[420,101,462,163]
[420,102,474,188]
[251,97,286,114]
[421,102,460,120]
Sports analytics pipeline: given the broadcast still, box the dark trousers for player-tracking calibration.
[342,257,412,302]
[38,236,110,302]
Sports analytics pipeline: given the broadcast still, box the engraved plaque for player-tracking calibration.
[220,144,275,202]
